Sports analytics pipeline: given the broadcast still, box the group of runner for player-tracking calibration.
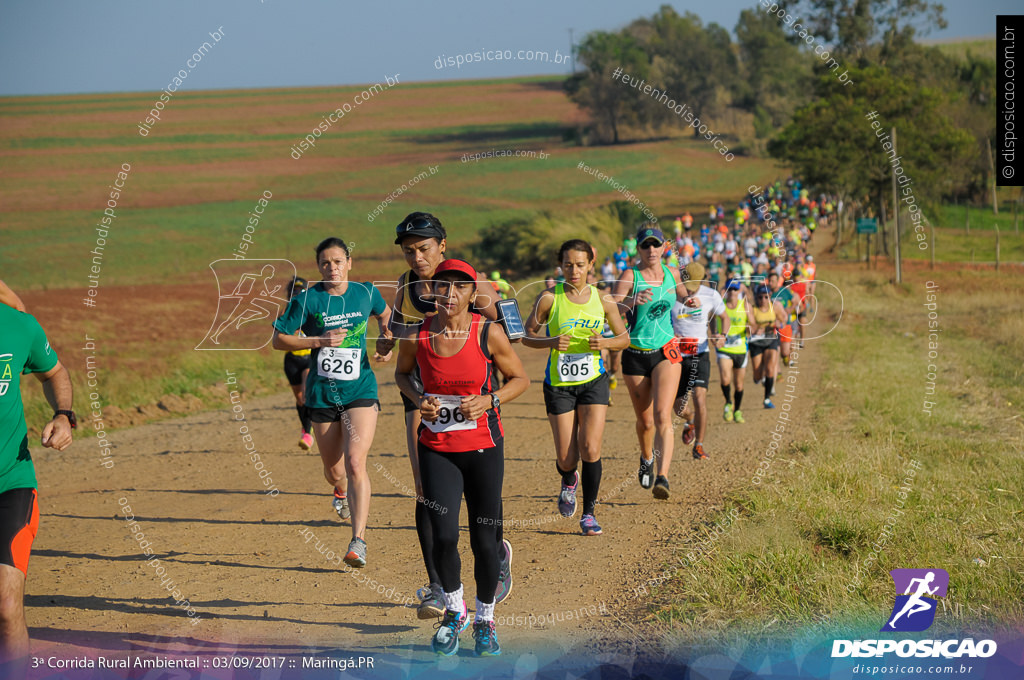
[266,178,827,657]
[0,176,827,668]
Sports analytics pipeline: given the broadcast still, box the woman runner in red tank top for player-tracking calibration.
[395,258,529,658]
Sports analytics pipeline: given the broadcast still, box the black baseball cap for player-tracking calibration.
[395,213,447,245]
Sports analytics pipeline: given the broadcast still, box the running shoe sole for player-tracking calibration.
[343,539,366,568]
[418,602,445,619]
[652,481,671,500]
[580,514,603,536]
[681,422,696,446]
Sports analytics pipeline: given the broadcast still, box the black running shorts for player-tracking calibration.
[621,346,667,376]
[543,372,611,415]
[0,488,38,577]
[310,400,380,423]
[717,352,748,369]
[677,352,710,398]
[748,338,780,357]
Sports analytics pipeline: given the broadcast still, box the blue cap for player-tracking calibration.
[636,226,665,245]
[726,279,742,291]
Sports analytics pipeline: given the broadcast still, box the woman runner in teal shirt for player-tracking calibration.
[273,238,394,569]
[611,226,695,501]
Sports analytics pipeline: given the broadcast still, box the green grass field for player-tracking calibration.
[0,77,781,290]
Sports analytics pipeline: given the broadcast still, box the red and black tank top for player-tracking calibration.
[416,314,502,452]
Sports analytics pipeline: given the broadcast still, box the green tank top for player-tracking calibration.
[629,264,676,350]
[721,299,748,355]
[545,283,605,386]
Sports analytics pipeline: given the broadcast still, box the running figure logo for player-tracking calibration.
[881,568,949,632]
[197,259,296,350]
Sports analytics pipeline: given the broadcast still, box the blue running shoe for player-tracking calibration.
[473,620,501,656]
[580,514,603,536]
[558,471,579,517]
[432,602,469,656]
[764,399,775,409]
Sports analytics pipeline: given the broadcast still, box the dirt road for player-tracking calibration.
[23,308,824,676]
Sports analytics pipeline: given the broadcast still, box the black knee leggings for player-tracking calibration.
[419,440,504,604]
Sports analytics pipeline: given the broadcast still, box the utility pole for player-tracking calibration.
[892,127,902,283]
[568,28,576,73]
[987,137,998,214]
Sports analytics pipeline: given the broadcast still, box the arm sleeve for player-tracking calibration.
[24,316,58,374]
[273,295,304,335]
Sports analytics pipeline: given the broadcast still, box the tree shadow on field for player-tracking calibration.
[25,595,417,632]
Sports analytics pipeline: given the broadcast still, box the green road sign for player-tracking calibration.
[856,218,878,234]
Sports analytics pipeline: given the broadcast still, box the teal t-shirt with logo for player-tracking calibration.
[273,281,386,408]
[1,306,59,495]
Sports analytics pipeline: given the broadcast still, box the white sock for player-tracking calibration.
[475,597,495,623]
[443,584,464,613]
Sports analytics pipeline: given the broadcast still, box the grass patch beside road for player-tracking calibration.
[648,264,1024,643]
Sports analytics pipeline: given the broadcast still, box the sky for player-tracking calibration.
[0,0,1014,96]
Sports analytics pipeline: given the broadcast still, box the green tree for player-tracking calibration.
[565,31,651,143]
[768,66,973,244]
[628,6,740,132]
[779,0,947,60]
[734,8,814,137]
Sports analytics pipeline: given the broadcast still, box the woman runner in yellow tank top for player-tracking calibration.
[716,279,756,424]
[524,240,629,536]
[748,284,787,409]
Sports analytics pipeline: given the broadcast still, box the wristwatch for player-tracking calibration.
[54,409,77,429]
[490,393,500,410]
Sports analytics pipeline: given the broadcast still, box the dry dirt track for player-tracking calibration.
[24,320,824,674]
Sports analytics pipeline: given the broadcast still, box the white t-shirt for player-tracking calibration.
[671,285,726,354]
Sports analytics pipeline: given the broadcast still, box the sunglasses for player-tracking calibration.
[395,216,436,237]
[638,240,663,249]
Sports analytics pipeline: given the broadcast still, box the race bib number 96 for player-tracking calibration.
[557,353,595,382]
[423,394,476,433]
[318,347,361,381]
